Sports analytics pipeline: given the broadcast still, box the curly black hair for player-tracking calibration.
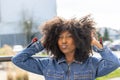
[40,15,96,62]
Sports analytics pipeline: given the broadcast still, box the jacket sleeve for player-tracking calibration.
[92,46,120,77]
[11,41,49,75]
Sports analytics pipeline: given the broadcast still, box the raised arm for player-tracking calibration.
[11,41,49,75]
[91,37,120,77]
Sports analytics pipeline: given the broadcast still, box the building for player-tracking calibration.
[0,0,57,47]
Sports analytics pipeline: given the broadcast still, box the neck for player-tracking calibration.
[65,53,74,64]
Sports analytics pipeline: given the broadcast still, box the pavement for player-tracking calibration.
[0,70,7,80]
[109,77,120,80]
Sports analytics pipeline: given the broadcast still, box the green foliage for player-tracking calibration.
[21,10,33,45]
[97,31,101,39]
[23,20,33,44]
[96,68,120,80]
[103,28,110,41]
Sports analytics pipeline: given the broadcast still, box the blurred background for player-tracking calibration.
[0,0,120,80]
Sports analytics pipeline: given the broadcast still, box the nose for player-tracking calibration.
[62,37,67,44]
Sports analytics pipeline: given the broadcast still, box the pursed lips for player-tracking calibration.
[61,45,68,49]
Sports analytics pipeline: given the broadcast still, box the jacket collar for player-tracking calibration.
[57,57,83,64]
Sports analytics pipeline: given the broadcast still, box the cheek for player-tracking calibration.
[69,40,76,48]
[57,40,61,47]
[71,44,76,50]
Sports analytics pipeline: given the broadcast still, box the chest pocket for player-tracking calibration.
[45,70,64,80]
[74,70,93,80]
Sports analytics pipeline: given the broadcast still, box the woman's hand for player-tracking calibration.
[91,31,103,49]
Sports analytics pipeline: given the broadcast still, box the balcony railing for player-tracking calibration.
[0,56,47,62]
[0,56,12,62]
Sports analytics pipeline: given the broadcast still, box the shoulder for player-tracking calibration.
[87,56,102,65]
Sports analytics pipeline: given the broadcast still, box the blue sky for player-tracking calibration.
[57,0,120,30]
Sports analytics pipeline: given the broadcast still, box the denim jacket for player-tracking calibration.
[12,41,120,80]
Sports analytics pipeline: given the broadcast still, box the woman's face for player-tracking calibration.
[58,31,76,55]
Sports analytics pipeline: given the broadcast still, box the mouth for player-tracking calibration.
[61,45,68,49]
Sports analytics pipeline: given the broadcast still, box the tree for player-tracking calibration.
[23,20,33,44]
[103,28,110,41]
[97,31,101,40]
[21,9,33,45]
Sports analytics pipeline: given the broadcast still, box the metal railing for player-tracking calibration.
[0,56,47,62]
[0,56,12,62]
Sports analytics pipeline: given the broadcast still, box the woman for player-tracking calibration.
[12,15,120,80]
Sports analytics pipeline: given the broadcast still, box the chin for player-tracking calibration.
[62,51,69,54]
